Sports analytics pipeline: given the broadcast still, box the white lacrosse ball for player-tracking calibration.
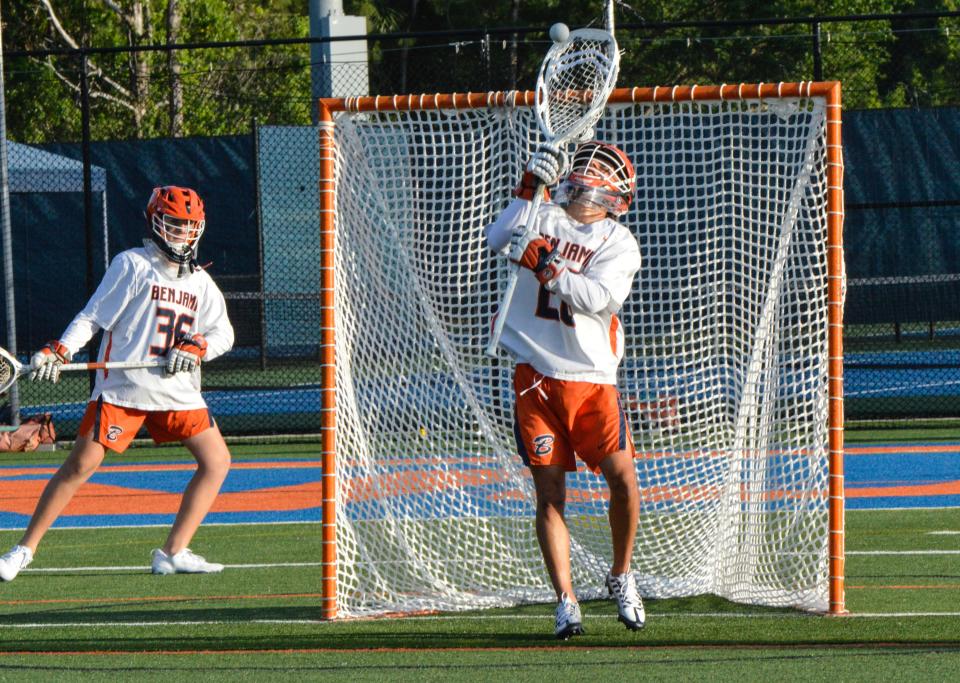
[549,22,570,43]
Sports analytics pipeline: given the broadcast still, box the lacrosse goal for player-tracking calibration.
[317,82,845,618]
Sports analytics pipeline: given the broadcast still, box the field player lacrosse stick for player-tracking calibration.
[0,346,166,395]
[485,23,620,357]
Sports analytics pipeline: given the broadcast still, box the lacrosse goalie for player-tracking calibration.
[485,141,646,638]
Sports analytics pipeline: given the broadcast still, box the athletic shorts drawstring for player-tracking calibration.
[519,373,549,401]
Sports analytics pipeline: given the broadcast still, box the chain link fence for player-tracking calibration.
[3,12,960,438]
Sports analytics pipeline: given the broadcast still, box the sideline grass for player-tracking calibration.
[1,443,958,678]
[0,509,957,679]
[1,647,959,682]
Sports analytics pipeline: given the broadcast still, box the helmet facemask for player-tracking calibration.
[554,142,636,216]
[145,186,206,266]
[151,212,204,263]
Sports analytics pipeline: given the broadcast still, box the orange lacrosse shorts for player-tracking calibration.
[78,397,214,453]
[513,363,634,473]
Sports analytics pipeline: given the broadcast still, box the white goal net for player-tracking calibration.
[324,86,843,617]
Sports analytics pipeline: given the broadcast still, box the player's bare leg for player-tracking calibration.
[19,434,107,552]
[530,464,575,600]
[598,449,639,574]
[599,448,645,630]
[161,425,231,555]
[531,464,584,638]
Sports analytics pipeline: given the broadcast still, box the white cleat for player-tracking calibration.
[606,571,646,631]
[554,592,584,640]
[0,545,33,582]
[151,548,224,575]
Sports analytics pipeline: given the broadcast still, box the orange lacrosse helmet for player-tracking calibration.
[554,141,636,216]
[145,185,206,264]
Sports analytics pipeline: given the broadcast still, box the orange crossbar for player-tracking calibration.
[317,80,845,618]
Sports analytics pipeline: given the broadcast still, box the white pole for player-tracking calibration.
[309,0,369,122]
[0,6,21,424]
[605,0,616,33]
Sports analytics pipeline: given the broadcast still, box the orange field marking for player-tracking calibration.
[846,481,960,498]
[0,480,322,515]
[847,584,960,590]
[0,461,319,477]
[1,642,958,657]
[846,444,960,455]
[3,452,957,518]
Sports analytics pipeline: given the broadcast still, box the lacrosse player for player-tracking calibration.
[0,186,234,582]
[485,141,645,638]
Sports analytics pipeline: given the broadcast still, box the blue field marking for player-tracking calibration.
[84,466,320,495]
[1,444,956,530]
[848,495,960,510]
[845,450,960,487]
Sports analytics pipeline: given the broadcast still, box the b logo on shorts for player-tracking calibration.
[533,434,555,456]
[105,425,124,442]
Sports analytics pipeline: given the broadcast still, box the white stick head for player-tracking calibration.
[549,23,570,43]
[0,346,24,395]
[534,27,620,141]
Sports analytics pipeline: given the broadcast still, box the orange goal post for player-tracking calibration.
[317,82,845,618]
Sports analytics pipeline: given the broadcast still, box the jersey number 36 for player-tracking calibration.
[149,306,195,356]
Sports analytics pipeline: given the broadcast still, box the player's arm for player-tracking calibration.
[484,199,532,253]
[484,145,565,253]
[166,280,234,375]
[547,236,641,314]
[31,254,138,382]
[197,283,235,362]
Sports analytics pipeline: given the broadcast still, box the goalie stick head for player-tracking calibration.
[535,27,620,144]
[145,186,206,266]
[554,141,636,216]
[0,346,24,395]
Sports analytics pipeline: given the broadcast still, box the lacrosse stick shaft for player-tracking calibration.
[485,184,548,357]
[59,360,167,372]
[0,346,168,395]
[484,25,620,357]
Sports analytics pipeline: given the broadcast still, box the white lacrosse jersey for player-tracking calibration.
[58,240,235,411]
[485,199,641,385]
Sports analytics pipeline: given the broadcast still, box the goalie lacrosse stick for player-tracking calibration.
[0,345,166,395]
[485,26,620,357]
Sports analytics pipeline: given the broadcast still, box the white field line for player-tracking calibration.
[0,520,319,532]
[3,613,960,630]
[847,505,960,511]
[847,550,960,555]
[21,549,960,574]
[928,531,960,535]
[22,562,324,573]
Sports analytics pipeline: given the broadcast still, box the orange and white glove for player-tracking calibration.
[29,340,72,383]
[513,142,566,201]
[166,333,207,375]
[525,142,567,186]
[508,229,565,287]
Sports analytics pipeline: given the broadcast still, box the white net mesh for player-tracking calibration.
[330,94,832,616]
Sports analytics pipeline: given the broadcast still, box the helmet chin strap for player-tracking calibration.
[143,239,196,278]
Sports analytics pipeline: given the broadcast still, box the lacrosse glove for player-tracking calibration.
[166,333,208,375]
[30,340,72,383]
[509,228,565,287]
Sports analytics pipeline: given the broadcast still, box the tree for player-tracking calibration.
[4,0,960,143]
[3,0,311,142]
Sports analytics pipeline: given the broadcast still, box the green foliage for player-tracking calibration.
[5,0,960,141]
[4,0,311,141]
